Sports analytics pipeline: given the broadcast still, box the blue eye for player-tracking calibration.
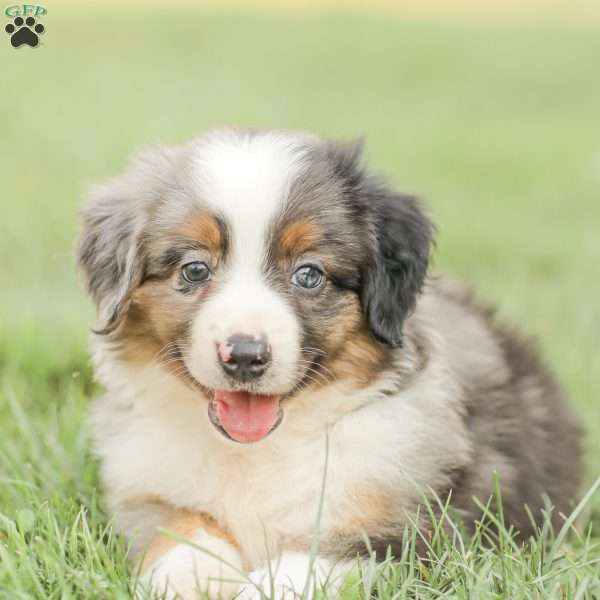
[181,261,211,284]
[292,265,324,289]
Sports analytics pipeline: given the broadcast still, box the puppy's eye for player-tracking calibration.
[292,265,324,289]
[181,261,211,284]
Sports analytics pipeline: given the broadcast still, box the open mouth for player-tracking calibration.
[208,390,283,444]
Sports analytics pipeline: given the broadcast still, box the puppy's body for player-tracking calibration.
[79,130,581,598]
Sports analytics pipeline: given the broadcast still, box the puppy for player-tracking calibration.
[78,129,581,599]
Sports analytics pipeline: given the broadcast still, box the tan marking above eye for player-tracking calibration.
[176,213,222,255]
[278,220,321,257]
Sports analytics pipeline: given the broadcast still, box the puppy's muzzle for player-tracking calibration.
[217,334,271,382]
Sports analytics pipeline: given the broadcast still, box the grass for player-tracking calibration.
[1,5,600,598]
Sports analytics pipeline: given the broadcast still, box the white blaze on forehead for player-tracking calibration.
[191,130,308,274]
[186,131,308,393]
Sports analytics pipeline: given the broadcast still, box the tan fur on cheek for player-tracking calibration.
[323,296,388,387]
[132,281,197,340]
[321,295,362,351]
[114,213,223,370]
[118,280,200,367]
[330,334,387,387]
[139,510,238,575]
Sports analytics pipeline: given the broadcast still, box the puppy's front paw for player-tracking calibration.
[237,552,342,600]
[137,529,243,600]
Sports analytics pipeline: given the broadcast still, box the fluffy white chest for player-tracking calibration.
[91,356,470,569]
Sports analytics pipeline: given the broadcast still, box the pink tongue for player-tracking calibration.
[214,390,281,443]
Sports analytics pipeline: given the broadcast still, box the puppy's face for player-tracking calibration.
[78,130,433,444]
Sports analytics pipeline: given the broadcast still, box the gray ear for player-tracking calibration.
[77,178,146,335]
[77,146,179,334]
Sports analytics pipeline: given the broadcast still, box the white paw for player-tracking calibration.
[137,529,244,600]
[237,552,344,600]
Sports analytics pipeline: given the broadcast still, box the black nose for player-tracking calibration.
[218,334,271,381]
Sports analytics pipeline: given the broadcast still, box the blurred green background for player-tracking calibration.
[1,0,599,572]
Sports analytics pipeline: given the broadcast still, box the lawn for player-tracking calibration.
[1,4,599,598]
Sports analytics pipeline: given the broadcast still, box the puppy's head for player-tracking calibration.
[78,130,433,443]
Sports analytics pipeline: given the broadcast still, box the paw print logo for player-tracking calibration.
[5,16,45,48]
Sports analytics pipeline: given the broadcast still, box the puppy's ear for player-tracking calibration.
[78,146,178,334]
[362,189,434,347]
[325,139,434,346]
[77,177,146,335]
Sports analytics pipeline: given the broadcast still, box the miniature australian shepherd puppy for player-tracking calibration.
[78,129,582,599]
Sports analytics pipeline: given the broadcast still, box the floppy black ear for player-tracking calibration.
[77,178,146,335]
[324,139,434,347]
[362,189,434,347]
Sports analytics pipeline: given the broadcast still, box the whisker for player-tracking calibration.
[300,346,327,357]
[152,340,179,363]
[159,356,186,367]
[296,362,333,386]
[298,358,335,377]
